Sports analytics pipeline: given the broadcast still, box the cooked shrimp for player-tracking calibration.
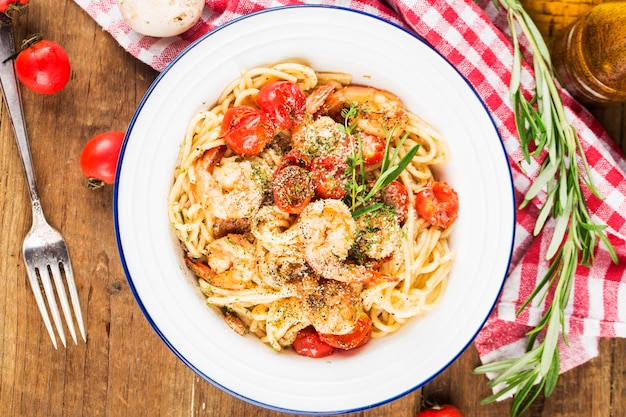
[190,152,270,220]
[353,208,402,260]
[189,148,224,213]
[297,199,399,285]
[304,249,398,285]
[290,115,347,159]
[305,83,335,115]
[185,234,257,290]
[324,85,409,139]
[297,275,362,335]
[297,199,355,261]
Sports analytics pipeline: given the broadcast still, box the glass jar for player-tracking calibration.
[521,0,603,38]
[551,1,626,105]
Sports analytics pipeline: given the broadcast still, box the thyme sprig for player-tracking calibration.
[338,103,419,217]
[474,1,617,416]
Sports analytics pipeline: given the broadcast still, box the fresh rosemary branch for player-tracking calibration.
[474,1,617,415]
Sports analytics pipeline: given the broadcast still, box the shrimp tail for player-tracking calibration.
[185,257,249,291]
[186,257,214,282]
[198,145,227,173]
[305,83,335,115]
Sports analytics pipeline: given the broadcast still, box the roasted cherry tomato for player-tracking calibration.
[80,131,125,187]
[293,326,335,358]
[278,149,311,171]
[221,105,274,156]
[355,132,386,166]
[380,180,409,224]
[319,312,372,350]
[15,38,71,94]
[272,165,314,214]
[311,154,347,200]
[415,181,459,229]
[0,0,28,13]
[416,404,463,417]
[221,104,258,129]
[256,81,306,130]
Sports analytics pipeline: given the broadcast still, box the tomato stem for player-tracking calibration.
[2,2,29,19]
[86,178,106,190]
[20,33,42,49]
[2,33,42,63]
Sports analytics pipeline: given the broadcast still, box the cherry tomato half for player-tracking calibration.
[80,131,125,187]
[415,181,459,229]
[278,149,311,171]
[311,154,347,200]
[272,165,314,214]
[380,180,409,224]
[15,39,71,94]
[293,326,335,358]
[0,0,28,13]
[221,105,274,156]
[256,81,306,131]
[318,312,372,350]
[416,404,463,417]
[355,132,386,166]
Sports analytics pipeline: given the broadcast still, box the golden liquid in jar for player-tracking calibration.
[551,2,626,105]
[521,0,603,38]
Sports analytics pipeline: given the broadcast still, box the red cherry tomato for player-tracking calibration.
[355,132,386,166]
[278,149,311,171]
[311,154,347,199]
[416,404,463,417]
[415,181,459,229]
[380,180,409,224]
[272,165,314,214]
[256,81,306,130]
[221,105,274,156]
[15,39,71,94]
[293,326,335,358]
[0,0,28,13]
[80,131,125,187]
[318,312,372,350]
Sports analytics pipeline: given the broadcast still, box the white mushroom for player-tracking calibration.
[117,0,205,38]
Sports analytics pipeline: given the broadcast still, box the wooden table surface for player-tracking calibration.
[1,2,624,416]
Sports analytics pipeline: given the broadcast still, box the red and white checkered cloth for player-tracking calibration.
[75,0,626,379]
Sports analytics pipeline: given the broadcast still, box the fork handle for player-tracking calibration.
[0,24,41,207]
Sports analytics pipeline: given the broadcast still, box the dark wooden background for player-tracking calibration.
[1,2,624,416]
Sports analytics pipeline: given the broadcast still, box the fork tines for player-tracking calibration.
[24,255,86,349]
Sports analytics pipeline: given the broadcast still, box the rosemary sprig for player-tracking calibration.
[338,103,419,217]
[341,103,368,211]
[474,1,617,415]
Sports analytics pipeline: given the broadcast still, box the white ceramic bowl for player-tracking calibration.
[115,5,515,415]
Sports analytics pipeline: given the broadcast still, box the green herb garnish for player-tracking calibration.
[338,102,419,217]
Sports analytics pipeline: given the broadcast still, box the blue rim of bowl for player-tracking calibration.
[113,4,516,415]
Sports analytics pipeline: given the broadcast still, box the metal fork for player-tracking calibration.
[0,18,86,348]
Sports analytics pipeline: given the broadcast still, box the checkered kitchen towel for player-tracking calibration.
[75,0,626,377]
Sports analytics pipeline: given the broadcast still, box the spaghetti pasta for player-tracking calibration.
[168,62,457,356]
